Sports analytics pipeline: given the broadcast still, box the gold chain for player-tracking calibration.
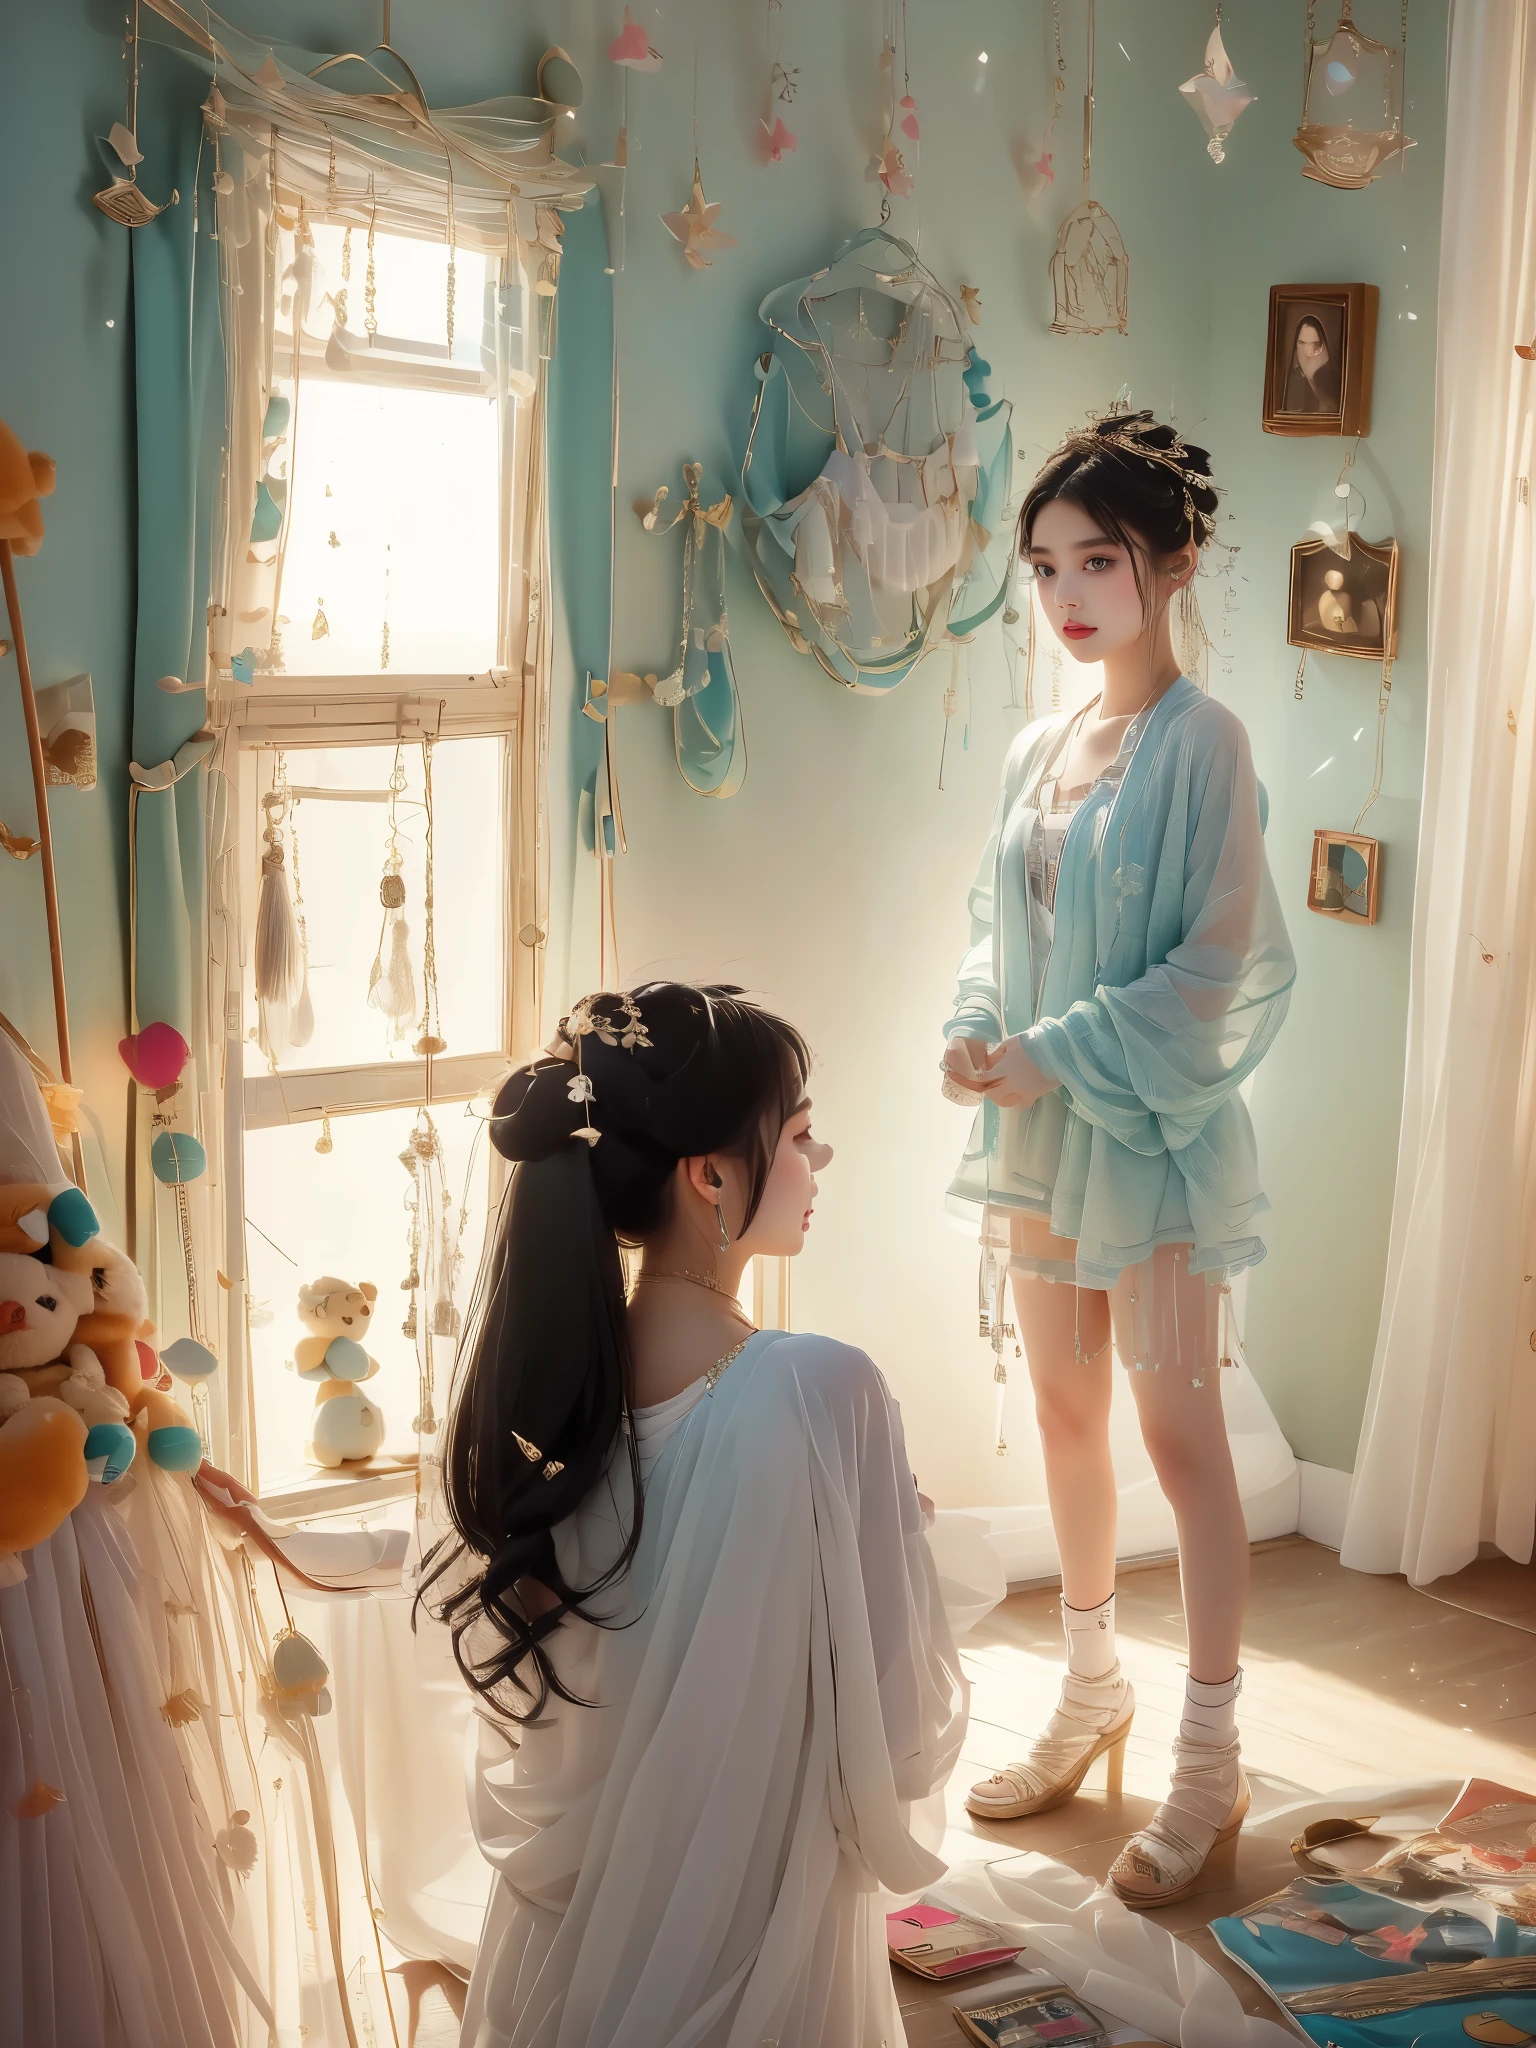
[635,1269,756,1328]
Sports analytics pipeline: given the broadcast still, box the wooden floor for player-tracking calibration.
[896,1535,1536,2045]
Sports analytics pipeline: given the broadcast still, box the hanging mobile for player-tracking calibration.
[1180,3,1256,164]
[1294,0,1414,190]
[93,0,177,226]
[1050,0,1129,336]
[758,0,798,161]
[875,0,918,206]
[254,758,305,1065]
[366,744,416,1042]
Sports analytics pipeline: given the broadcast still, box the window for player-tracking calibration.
[223,217,520,1506]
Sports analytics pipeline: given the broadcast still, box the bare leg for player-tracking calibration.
[1106,1247,1250,1904]
[1111,1249,1247,1681]
[1014,1268,1117,1609]
[967,1224,1133,1820]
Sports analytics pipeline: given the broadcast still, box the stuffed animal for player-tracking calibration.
[0,1179,100,1259]
[0,1250,137,1581]
[0,415,56,559]
[291,1276,385,1468]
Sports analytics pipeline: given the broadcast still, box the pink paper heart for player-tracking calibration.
[118,1021,189,1091]
[900,112,921,139]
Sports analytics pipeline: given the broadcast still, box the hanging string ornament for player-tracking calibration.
[413,736,446,1058]
[93,0,177,226]
[254,767,305,1065]
[366,746,416,1043]
[637,464,747,798]
[1030,1,1068,188]
[874,0,917,208]
[758,0,798,162]
[1294,0,1414,190]
[286,791,315,1051]
[1180,4,1256,164]
[1050,0,1129,337]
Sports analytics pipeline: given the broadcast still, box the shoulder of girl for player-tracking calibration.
[755,1331,885,1402]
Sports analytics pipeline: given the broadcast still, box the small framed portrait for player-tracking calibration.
[1287,535,1398,662]
[1263,284,1378,437]
[1307,829,1381,926]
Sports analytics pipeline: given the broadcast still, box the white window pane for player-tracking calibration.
[244,736,506,1070]
[245,1100,492,1494]
[279,378,499,677]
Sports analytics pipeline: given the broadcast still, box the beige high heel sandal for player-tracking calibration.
[1108,1738,1250,1909]
[966,1674,1135,1822]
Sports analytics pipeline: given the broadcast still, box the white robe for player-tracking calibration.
[460,1331,968,2048]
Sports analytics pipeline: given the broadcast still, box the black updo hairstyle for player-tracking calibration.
[1020,410,1219,616]
[420,981,811,1722]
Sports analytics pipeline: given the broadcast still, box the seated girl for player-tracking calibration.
[423,982,966,2048]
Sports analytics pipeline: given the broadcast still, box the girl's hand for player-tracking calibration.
[973,1035,1056,1110]
[940,1036,992,1099]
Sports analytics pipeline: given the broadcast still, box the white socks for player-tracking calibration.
[1046,1592,1129,1739]
[1181,1668,1240,1745]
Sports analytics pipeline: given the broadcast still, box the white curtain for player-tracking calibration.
[1342,0,1536,1585]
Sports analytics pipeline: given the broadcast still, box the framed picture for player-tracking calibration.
[1263,284,1377,437]
[1307,828,1381,925]
[1287,535,1398,662]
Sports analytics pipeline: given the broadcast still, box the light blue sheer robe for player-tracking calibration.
[945,677,1295,1288]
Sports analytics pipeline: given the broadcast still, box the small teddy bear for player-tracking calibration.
[0,1251,137,1582]
[291,1276,386,1468]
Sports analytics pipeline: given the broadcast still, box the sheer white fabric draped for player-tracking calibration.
[460,1331,976,2048]
[1342,1,1536,1585]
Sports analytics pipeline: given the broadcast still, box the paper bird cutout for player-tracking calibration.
[1033,149,1055,183]
[1179,22,1255,163]
[761,115,797,161]
[661,161,736,269]
[609,7,663,72]
[960,284,982,325]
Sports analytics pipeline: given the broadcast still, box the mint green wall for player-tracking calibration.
[0,0,1445,1484]
[0,0,137,1231]
[1200,3,1444,1471]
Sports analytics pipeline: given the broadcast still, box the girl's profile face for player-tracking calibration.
[1027,496,1157,665]
[728,1099,832,1259]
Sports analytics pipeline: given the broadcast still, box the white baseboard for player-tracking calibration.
[1297,1461,1352,1550]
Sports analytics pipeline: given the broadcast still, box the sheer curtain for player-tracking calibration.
[1342,0,1536,1585]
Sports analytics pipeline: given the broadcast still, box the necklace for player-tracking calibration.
[635,1269,756,1330]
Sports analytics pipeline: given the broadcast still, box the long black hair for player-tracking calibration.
[1021,410,1219,613]
[419,982,811,1722]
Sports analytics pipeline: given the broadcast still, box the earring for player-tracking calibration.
[707,1169,730,1252]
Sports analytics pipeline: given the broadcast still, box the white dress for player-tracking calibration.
[459,1331,968,2048]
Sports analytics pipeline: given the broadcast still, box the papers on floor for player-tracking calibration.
[886,1900,1024,1980]
[1210,1778,1536,2045]
[951,1968,1167,2045]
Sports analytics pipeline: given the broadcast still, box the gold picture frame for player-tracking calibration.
[1287,534,1398,663]
[1307,829,1381,926]
[1263,283,1377,437]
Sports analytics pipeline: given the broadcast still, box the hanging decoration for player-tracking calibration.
[1031,1,1068,186]
[366,745,416,1043]
[93,1,177,226]
[254,762,308,1065]
[875,0,917,206]
[636,464,747,799]
[741,228,1015,696]
[759,0,798,162]
[608,7,663,74]
[398,1106,460,1438]
[414,735,446,1058]
[661,163,736,270]
[1050,0,1129,336]
[1294,0,1414,190]
[1180,5,1256,164]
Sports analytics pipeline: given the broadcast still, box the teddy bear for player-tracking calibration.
[0,1178,100,1260]
[0,1250,138,1582]
[291,1276,386,1468]
[0,414,56,559]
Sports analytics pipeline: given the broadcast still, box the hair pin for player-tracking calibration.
[512,1431,542,1462]
[542,1459,564,1480]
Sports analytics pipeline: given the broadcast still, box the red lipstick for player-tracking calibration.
[1062,621,1096,639]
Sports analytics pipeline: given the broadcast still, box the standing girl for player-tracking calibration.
[942,412,1295,1907]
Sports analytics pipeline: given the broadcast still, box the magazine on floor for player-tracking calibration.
[886,1900,1026,1980]
[1290,1779,1536,1925]
[949,1967,1167,2045]
[1210,1874,1536,2045]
